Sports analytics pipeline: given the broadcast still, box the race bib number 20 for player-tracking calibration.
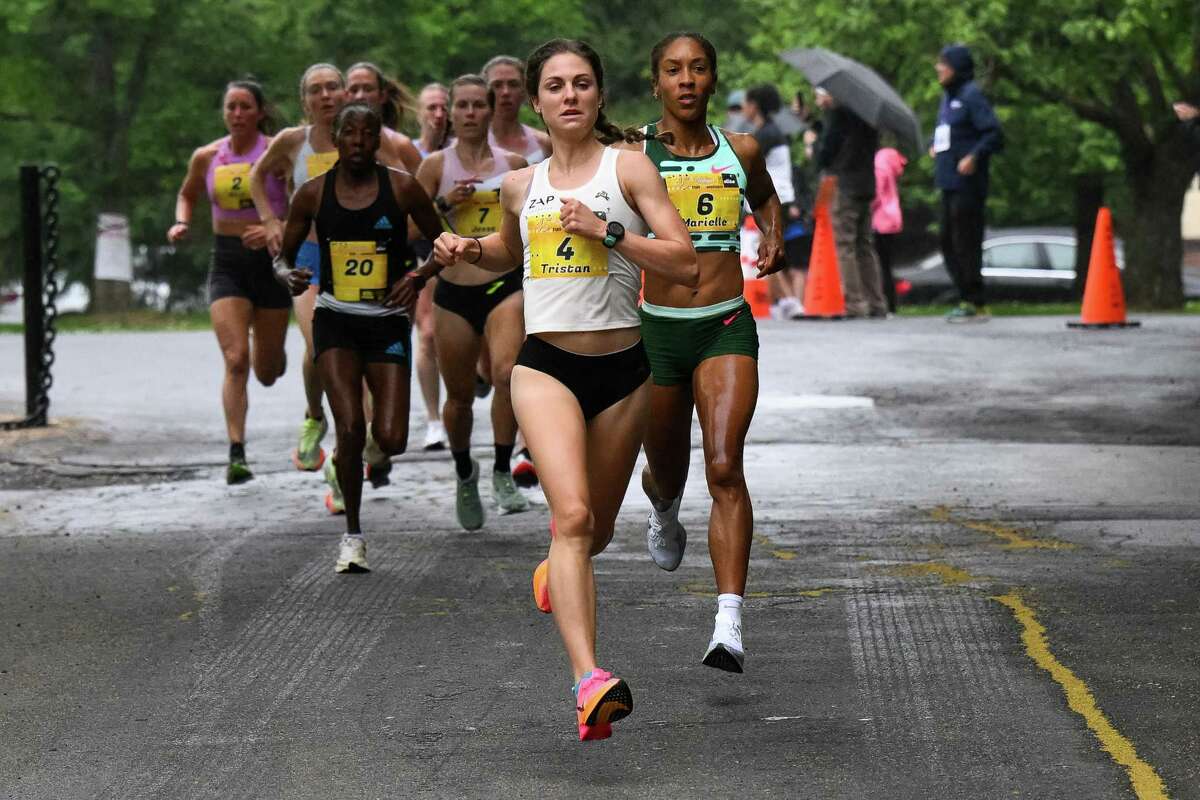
[527,212,607,279]
[329,240,388,302]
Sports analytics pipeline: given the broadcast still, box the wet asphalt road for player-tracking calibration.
[1,315,1198,799]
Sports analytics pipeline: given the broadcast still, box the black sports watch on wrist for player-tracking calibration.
[602,220,625,249]
[435,195,452,214]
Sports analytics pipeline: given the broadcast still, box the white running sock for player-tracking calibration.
[717,593,743,629]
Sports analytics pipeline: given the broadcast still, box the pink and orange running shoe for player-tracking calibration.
[574,669,633,741]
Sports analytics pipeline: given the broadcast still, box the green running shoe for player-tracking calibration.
[293,415,328,471]
[455,459,485,531]
[324,459,345,515]
[492,470,530,515]
[226,457,253,485]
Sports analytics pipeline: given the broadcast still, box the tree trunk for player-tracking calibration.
[1072,173,1105,297]
[1122,146,1190,309]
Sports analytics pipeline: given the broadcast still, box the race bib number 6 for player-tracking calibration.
[665,172,741,232]
[527,212,607,279]
[330,240,388,302]
[214,163,253,211]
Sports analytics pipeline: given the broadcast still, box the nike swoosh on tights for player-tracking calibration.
[722,310,742,326]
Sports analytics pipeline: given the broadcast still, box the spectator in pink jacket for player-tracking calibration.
[872,147,907,312]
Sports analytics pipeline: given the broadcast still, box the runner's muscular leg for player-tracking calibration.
[433,307,482,452]
[415,280,441,422]
[363,359,411,456]
[294,286,324,419]
[585,379,651,554]
[693,354,758,595]
[642,382,694,505]
[211,296,253,443]
[482,291,524,447]
[250,306,289,386]
[511,365,595,680]
[317,348,366,533]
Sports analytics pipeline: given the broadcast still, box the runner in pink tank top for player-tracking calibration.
[415,74,530,531]
[166,80,291,486]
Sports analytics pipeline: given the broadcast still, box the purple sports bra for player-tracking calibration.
[205,134,287,223]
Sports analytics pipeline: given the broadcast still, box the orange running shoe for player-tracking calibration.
[575,669,633,741]
[532,559,551,613]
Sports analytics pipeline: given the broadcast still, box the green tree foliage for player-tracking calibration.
[2,0,1196,307]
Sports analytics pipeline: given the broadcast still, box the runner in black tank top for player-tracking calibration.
[276,103,446,573]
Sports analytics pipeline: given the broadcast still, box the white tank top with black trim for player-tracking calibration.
[519,147,646,334]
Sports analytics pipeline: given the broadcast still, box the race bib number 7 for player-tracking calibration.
[665,172,741,232]
[527,212,607,279]
[329,241,388,302]
[456,190,502,237]
[214,163,253,211]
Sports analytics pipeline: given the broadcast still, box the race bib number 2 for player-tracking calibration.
[665,172,741,232]
[527,212,607,279]
[214,163,253,211]
[329,241,388,302]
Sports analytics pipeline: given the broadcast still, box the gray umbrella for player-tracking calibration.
[780,47,922,155]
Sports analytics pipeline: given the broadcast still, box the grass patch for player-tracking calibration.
[897,300,1200,317]
[0,310,212,334]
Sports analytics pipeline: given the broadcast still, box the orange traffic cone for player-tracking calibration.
[1067,207,1140,329]
[801,176,846,319]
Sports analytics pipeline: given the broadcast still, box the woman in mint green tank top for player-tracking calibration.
[627,32,785,674]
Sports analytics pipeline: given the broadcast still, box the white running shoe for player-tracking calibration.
[646,495,686,571]
[335,534,369,573]
[423,421,447,451]
[702,613,745,673]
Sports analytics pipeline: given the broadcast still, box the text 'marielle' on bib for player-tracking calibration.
[329,240,388,302]
[214,163,254,211]
[527,211,607,279]
[665,172,740,232]
[307,151,339,180]
[455,189,502,237]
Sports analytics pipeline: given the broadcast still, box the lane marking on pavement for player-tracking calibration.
[756,393,875,411]
[754,532,797,560]
[880,562,979,586]
[993,593,1169,800]
[932,506,1074,550]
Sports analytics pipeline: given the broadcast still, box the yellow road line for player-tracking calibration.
[754,533,797,560]
[993,593,1169,800]
[883,562,977,586]
[932,506,1074,550]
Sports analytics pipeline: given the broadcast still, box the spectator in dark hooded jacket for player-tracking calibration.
[933,44,1003,322]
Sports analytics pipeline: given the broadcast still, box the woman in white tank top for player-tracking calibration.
[250,63,346,473]
[434,38,697,742]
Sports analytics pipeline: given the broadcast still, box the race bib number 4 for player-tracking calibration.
[527,212,607,279]
[329,240,388,302]
[665,172,741,232]
[456,190,502,237]
[307,151,339,179]
[214,163,253,211]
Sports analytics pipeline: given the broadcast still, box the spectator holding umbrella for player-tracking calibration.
[872,146,906,313]
[815,86,887,318]
[933,44,1004,322]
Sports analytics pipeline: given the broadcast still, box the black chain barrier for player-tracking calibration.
[3,165,60,430]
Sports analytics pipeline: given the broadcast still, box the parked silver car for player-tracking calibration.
[894,227,1200,303]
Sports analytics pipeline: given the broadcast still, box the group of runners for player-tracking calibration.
[167,32,785,742]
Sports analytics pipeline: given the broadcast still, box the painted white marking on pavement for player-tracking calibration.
[757,394,875,410]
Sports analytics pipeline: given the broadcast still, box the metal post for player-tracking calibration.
[20,165,45,423]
